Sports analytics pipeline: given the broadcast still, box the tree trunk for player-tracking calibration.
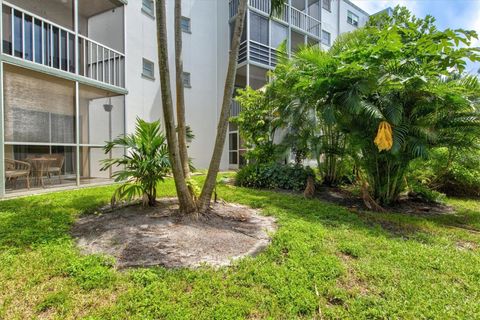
[174,0,190,178]
[156,0,196,213]
[197,0,248,212]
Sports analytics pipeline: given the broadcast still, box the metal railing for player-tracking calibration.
[78,35,124,88]
[240,40,285,68]
[230,99,241,117]
[290,6,320,37]
[229,0,320,37]
[2,2,125,88]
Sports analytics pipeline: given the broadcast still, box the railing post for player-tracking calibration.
[41,21,44,64]
[21,12,24,59]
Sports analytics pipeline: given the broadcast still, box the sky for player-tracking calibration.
[349,0,480,74]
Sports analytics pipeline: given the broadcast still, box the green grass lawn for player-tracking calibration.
[0,176,479,319]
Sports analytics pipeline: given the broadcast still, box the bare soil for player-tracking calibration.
[71,199,276,269]
[315,185,455,215]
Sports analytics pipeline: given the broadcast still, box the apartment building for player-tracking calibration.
[0,0,369,197]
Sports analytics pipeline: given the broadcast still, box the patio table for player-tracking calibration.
[25,157,56,188]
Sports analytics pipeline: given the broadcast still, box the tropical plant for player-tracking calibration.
[233,86,281,164]
[327,7,480,204]
[266,44,348,184]
[409,146,480,197]
[101,118,170,207]
[262,6,480,205]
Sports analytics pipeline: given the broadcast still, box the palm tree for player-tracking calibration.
[156,0,285,213]
[197,0,285,211]
[156,0,196,213]
[265,6,480,205]
[101,118,170,207]
[174,0,190,179]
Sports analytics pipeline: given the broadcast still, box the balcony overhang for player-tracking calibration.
[1,54,128,95]
[78,0,126,19]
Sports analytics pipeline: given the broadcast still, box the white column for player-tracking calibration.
[0,0,5,197]
[74,0,80,186]
[287,0,292,56]
[123,4,127,138]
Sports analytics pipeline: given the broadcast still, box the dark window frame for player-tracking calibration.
[142,0,155,18]
[321,30,331,46]
[182,72,191,88]
[322,0,331,12]
[142,58,155,80]
[347,10,359,27]
[181,16,191,33]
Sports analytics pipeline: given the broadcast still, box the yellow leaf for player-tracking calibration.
[374,121,393,151]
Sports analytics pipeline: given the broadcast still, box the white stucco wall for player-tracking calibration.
[123,0,230,171]
[87,6,125,53]
[338,0,369,34]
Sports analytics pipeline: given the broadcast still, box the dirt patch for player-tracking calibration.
[315,186,455,216]
[455,240,478,251]
[71,199,276,269]
[336,253,370,296]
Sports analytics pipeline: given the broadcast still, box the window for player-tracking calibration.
[182,72,191,88]
[142,58,155,79]
[271,21,288,48]
[347,10,359,27]
[250,12,269,45]
[142,0,154,17]
[181,17,191,33]
[321,30,331,46]
[322,0,331,12]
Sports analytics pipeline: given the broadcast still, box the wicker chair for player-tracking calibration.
[46,154,65,183]
[5,159,31,190]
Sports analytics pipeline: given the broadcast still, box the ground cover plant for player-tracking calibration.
[0,175,479,319]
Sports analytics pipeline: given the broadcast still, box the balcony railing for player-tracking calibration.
[239,40,285,68]
[229,0,320,38]
[2,2,125,88]
[230,99,241,117]
[290,6,320,37]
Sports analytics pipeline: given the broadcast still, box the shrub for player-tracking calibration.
[235,163,315,191]
[409,182,446,204]
[409,148,480,198]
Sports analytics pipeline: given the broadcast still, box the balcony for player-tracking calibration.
[2,1,125,89]
[229,0,321,38]
[239,40,285,68]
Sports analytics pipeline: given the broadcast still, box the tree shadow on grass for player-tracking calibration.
[0,188,112,249]
[219,185,480,243]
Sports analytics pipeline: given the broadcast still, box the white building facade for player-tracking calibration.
[0,0,369,197]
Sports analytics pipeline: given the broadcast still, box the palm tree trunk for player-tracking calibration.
[197,0,248,212]
[156,0,196,214]
[174,0,190,178]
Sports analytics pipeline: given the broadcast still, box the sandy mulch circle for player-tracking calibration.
[71,199,276,269]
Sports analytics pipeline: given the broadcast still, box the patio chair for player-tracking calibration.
[5,159,31,190]
[46,154,65,184]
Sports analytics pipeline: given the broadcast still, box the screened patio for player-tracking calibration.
[3,64,125,194]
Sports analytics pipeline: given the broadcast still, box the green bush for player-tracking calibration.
[409,148,480,198]
[235,163,315,191]
[409,182,446,204]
